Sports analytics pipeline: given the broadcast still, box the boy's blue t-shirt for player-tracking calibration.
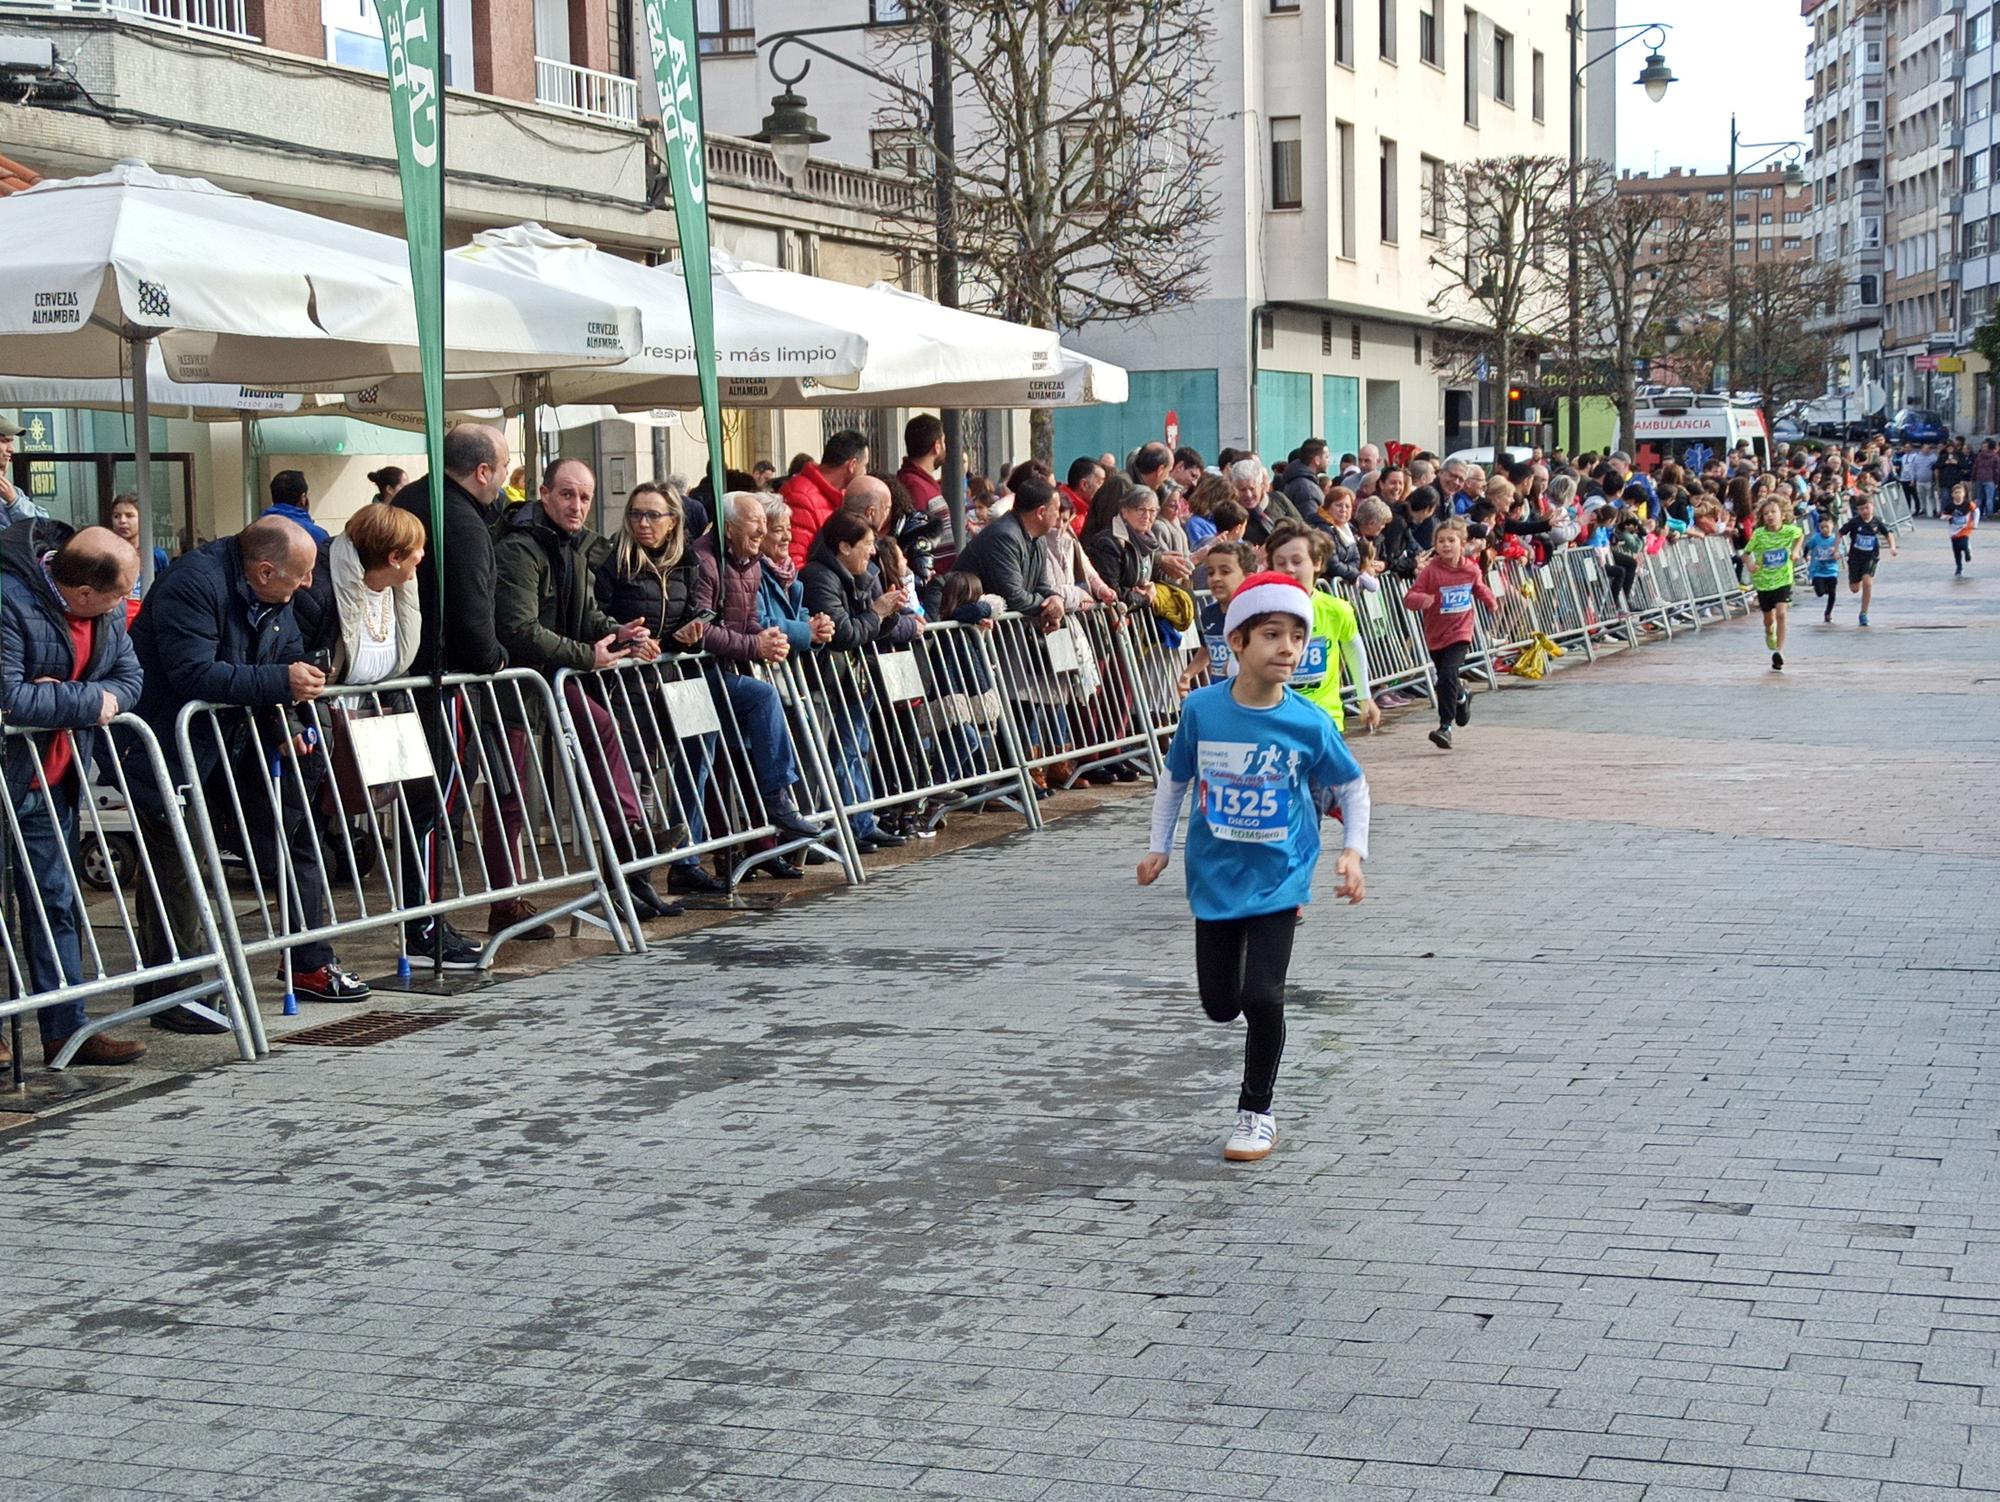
[1806,533,1841,578]
[1165,682,1363,921]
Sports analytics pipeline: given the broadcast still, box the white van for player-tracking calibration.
[1630,393,1770,472]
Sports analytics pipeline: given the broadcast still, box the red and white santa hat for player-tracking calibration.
[1222,570,1314,638]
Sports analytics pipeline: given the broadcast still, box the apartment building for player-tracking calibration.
[701,0,1619,461]
[0,0,916,539]
[1802,0,1891,410]
[1881,0,1963,411]
[1955,0,2000,428]
[1615,165,1813,270]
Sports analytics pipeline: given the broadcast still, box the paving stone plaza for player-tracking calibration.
[1,525,1995,1502]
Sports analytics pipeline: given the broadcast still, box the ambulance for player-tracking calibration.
[1629,392,1771,473]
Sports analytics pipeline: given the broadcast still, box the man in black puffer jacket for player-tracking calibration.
[492,459,676,921]
[0,520,148,1067]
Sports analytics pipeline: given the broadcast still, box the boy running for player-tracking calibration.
[1840,493,1898,625]
[1805,515,1841,624]
[1743,497,1804,670]
[1264,521,1382,736]
[1139,572,1369,1163]
[1181,540,1255,695]
[1948,484,1977,576]
[1402,520,1495,750]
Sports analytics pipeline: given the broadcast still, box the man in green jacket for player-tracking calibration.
[492,459,676,920]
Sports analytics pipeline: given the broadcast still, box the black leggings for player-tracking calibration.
[1953,535,1972,567]
[1429,641,1468,729]
[1194,911,1298,1113]
[1606,552,1637,606]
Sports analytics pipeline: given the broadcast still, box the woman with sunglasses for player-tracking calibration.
[595,483,725,898]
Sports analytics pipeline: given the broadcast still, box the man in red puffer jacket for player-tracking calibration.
[781,429,871,568]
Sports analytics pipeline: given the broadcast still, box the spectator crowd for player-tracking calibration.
[0,407,1940,1075]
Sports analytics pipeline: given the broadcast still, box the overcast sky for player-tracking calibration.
[1615,1,1814,176]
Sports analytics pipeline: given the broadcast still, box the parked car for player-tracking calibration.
[1886,407,1947,443]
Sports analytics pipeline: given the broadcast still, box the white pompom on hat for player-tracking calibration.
[1222,571,1314,638]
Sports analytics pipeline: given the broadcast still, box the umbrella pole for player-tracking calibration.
[130,335,157,590]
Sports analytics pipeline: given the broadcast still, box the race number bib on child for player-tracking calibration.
[1205,637,1231,676]
[1439,582,1474,614]
[1854,532,1877,551]
[1293,636,1331,686]
[1196,740,1299,844]
[1761,547,1789,568]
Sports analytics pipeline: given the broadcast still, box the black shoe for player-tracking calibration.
[1110,764,1139,783]
[766,791,820,840]
[851,836,879,855]
[666,863,728,896]
[624,875,684,921]
[803,846,837,866]
[1453,693,1471,728]
[405,921,482,971]
[864,829,907,849]
[150,1005,230,1035]
[766,858,804,880]
[1772,651,1783,671]
[1428,727,1453,751]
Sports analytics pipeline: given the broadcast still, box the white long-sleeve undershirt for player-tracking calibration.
[1148,773,1371,863]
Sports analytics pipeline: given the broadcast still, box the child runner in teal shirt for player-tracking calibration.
[1139,572,1370,1164]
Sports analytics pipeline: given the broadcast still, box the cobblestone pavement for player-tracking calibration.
[2,524,1995,1502]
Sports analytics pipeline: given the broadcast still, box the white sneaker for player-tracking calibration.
[1223,1109,1278,1162]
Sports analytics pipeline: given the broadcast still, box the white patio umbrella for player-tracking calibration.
[0,162,642,578]
[327,249,1076,416]
[0,343,304,421]
[792,346,1129,410]
[320,224,870,418]
[693,256,1065,402]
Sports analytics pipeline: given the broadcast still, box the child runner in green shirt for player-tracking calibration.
[1742,496,1805,672]
[1263,521,1382,735]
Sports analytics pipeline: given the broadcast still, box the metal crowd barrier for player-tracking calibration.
[1,716,252,1071]
[1338,580,1436,702]
[757,624,1042,873]
[174,668,631,1041]
[988,604,1162,789]
[553,652,854,915]
[1474,558,1544,674]
[1555,546,1633,649]
[1530,549,1597,661]
[1644,545,1703,634]
[1877,479,1917,534]
[1622,547,1676,639]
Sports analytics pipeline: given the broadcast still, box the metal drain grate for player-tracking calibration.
[280,1010,462,1048]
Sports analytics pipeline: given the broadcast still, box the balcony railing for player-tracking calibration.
[1,0,254,40]
[534,55,640,126]
[705,134,917,216]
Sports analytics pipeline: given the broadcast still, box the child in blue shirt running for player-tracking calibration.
[1138,571,1371,1164]
[1805,515,1841,623]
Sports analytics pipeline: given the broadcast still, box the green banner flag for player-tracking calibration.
[643,0,727,503]
[381,0,447,593]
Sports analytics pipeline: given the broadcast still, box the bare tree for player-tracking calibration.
[1574,169,1729,450]
[1731,260,1842,415]
[877,0,1219,454]
[1427,156,1579,453]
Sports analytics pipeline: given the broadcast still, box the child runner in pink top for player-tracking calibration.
[1402,519,1495,751]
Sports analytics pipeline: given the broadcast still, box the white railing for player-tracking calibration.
[534,55,640,126]
[2,0,255,39]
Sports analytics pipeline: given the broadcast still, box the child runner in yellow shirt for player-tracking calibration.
[1263,521,1382,735]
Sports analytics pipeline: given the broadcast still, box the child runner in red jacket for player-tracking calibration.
[1402,520,1495,751]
